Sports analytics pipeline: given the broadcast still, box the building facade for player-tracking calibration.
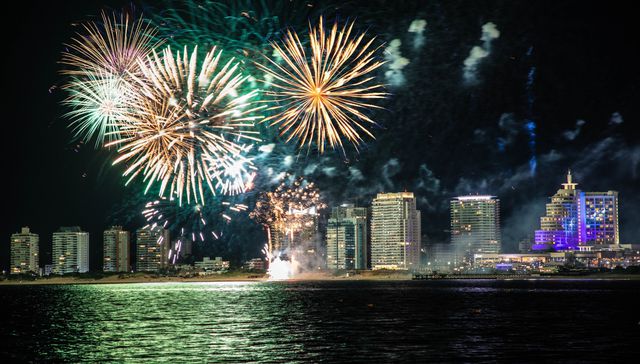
[10,227,39,274]
[103,226,130,272]
[450,195,501,256]
[326,204,368,270]
[584,191,619,245]
[136,227,170,272]
[52,227,90,274]
[370,192,421,270]
[534,171,620,250]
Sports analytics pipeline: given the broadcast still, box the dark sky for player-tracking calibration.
[2,0,639,271]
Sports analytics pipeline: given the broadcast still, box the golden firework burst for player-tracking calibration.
[257,17,387,153]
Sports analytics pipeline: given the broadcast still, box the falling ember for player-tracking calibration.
[257,16,387,153]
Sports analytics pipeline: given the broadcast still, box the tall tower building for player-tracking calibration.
[326,204,368,270]
[10,227,39,274]
[136,227,170,272]
[103,226,131,272]
[52,227,90,274]
[450,196,501,256]
[370,192,421,270]
[584,191,619,245]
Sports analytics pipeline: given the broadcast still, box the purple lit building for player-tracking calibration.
[534,171,620,251]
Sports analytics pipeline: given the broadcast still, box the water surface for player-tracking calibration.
[1,280,639,362]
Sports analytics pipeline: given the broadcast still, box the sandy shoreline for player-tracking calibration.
[1,272,639,285]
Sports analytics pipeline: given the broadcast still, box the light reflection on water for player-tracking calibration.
[1,280,639,362]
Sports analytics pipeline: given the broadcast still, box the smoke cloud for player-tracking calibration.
[463,22,500,84]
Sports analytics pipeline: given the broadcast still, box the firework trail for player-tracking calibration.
[257,16,387,153]
[107,45,263,205]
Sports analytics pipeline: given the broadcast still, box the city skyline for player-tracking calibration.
[5,168,631,273]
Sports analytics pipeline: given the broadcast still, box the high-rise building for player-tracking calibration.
[534,170,620,250]
[136,227,170,272]
[10,227,39,274]
[326,204,368,270]
[584,191,619,245]
[103,226,130,272]
[450,196,501,256]
[370,192,421,270]
[52,227,90,274]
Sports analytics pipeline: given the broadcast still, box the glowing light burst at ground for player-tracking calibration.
[257,16,387,153]
[108,45,263,205]
[262,244,296,280]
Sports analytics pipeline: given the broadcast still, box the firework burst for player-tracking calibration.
[108,45,263,205]
[62,72,127,146]
[257,16,387,153]
[60,11,161,77]
[250,175,325,252]
[60,11,162,147]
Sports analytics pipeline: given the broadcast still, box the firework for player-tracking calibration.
[153,0,322,59]
[257,17,387,153]
[142,197,247,242]
[250,175,325,252]
[60,11,162,146]
[60,11,161,77]
[62,72,128,146]
[108,45,263,205]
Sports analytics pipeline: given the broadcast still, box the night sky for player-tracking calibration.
[3,0,639,271]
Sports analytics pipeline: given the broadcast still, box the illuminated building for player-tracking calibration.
[450,195,501,256]
[52,226,89,274]
[136,227,170,272]
[103,226,130,272]
[584,191,619,245]
[10,227,39,274]
[194,257,230,272]
[326,204,368,270]
[534,170,586,250]
[534,170,620,250]
[370,192,421,270]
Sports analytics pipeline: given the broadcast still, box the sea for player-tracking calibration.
[1,279,639,362]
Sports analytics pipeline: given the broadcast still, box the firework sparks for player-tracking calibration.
[62,72,128,146]
[257,17,387,153]
[60,11,162,147]
[142,197,247,250]
[60,11,161,77]
[108,45,263,204]
[250,175,325,256]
